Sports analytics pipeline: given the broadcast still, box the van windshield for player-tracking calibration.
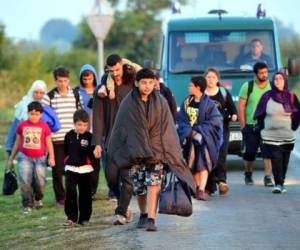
[169,30,276,73]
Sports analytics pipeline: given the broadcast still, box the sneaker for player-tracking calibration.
[56,200,65,208]
[23,207,32,214]
[281,185,287,193]
[34,200,43,209]
[126,208,134,223]
[264,176,274,187]
[146,219,157,232]
[272,185,282,194]
[63,219,76,228]
[196,188,208,201]
[136,214,148,229]
[113,214,126,225]
[244,172,254,185]
[219,182,229,195]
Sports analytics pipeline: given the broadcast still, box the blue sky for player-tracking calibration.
[0,0,299,40]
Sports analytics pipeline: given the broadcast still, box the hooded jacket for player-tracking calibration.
[108,88,195,192]
[78,64,99,114]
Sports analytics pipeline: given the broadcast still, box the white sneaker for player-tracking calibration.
[113,214,126,225]
[23,207,32,214]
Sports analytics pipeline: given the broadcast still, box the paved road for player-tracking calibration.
[98,133,300,250]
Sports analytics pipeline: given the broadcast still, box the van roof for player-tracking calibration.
[164,16,275,32]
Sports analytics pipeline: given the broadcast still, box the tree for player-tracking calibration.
[74,0,186,64]
[40,19,78,52]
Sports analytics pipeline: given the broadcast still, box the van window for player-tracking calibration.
[169,30,275,73]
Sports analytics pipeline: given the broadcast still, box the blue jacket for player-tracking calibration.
[77,64,99,114]
[177,94,223,169]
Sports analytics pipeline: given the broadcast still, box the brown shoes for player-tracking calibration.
[219,182,229,195]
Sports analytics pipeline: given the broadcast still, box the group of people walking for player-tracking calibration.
[5,53,300,231]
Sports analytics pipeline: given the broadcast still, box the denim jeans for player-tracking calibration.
[17,152,47,207]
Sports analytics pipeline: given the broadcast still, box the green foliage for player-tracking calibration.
[75,0,187,64]
[73,21,97,50]
[279,34,300,65]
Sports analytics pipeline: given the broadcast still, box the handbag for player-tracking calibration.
[2,169,18,195]
[158,173,192,217]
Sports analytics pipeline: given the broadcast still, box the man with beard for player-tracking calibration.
[238,62,273,186]
[92,54,139,225]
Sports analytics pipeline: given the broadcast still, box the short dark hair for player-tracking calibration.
[106,54,122,67]
[28,101,43,113]
[250,38,262,45]
[253,62,268,74]
[136,68,155,82]
[191,76,207,93]
[53,66,70,80]
[73,109,89,123]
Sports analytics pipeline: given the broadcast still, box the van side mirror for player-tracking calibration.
[288,57,300,76]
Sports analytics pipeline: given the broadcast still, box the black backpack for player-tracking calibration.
[245,80,254,106]
[47,87,82,109]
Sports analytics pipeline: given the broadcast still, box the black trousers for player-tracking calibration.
[103,151,133,216]
[91,159,100,195]
[65,171,92,223]
[52,143,65,202]
[215,127,230,182]
[265,143,293,186]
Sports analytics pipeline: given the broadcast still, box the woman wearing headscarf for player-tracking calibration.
[254,72,300,193]
[6,80,47,156]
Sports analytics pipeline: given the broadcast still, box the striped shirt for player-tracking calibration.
[42,87,83,142]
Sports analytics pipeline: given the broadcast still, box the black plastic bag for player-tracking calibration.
[2,169,18,195]
[158,173,192,217]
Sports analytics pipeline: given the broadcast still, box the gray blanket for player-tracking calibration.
[108,88,195,191]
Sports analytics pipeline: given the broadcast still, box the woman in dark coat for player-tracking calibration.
[177,76,223,201]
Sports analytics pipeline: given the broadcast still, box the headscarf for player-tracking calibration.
[254,72,297,119]
[14,80,47,121]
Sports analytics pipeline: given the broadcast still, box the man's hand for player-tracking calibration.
[94,145,102,159]
[231,114,238,122]
[97,85,108,98]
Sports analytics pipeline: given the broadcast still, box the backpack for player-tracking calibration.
[245,80,254,106]
[47,87,82,109]
[219,86,227,102]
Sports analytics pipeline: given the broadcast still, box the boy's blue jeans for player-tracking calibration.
[17,152,47,208]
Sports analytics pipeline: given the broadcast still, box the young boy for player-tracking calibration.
[7,101,55,213]
[63,109,95,227]
[108,68,195,231]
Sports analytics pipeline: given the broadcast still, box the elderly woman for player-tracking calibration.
[254,72,300,193]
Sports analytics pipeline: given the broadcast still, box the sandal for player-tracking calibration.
[63,219,75,228]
